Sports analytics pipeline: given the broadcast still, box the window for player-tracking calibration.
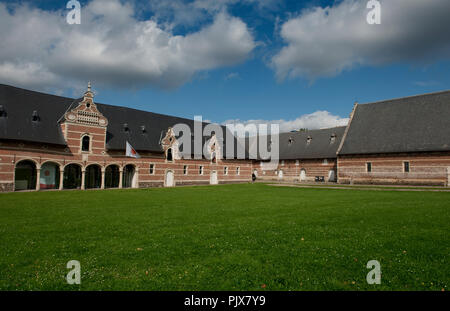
[366,162,372,173]
[183,165,188,175]
[81,135,90,152]
[199,166,204,175]
[404,161,410,173]
[149,164,155,175]
[167,148,173,162]
[323,159,328,165]
[330,134,336,144]
[306,136,312,145]
[281,160,285,166]
[224,167,228,175]
[288,137,294,145]
[236,167,240,175]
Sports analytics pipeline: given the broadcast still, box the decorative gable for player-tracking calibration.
[60,83,108,155]
[206,134,221,162]
[161,127,181,160]
[64,82,108,127]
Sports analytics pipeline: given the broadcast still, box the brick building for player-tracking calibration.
[0,84,252,192]
[0,84,449,192]
[252,126,346,182]
[337,91,450,186]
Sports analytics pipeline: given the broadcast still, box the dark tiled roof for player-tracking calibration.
[278,127,346,159]
[248,126,346,160]
[339,91,450,155]
[0,84,73,146]
[0,84,240,156]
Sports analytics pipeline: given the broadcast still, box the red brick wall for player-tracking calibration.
[337,152,450,186]
[253,159,337,182]
[0,139,252,192]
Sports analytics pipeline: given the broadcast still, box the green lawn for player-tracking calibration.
[0,184,448,291]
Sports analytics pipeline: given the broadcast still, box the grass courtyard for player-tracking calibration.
[0,183,448,291]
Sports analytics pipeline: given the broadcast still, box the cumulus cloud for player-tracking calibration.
[223,110,349,135]
[0,0,255,90]
[272,0,450,81]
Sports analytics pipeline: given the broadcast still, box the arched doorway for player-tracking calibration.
[328,169,336,182]
[64,164,82,189]
[165,170,174,187]
[300,169,306,182]
[85,164,102,189]
[40,162,60,190]
[14,160,37,191]
[123,164,136,188]
[105,165,120,188]
[210,171,218,185]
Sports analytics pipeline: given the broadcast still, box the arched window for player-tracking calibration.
[81,136,90,152]
[167,148,173,162]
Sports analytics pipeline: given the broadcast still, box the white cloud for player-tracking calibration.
[225,72,240,80]
[0,0,255,91]
[223,110,349,134]
[272,0,450,81]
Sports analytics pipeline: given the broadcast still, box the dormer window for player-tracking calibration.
[306,136,312,145]
[140,125,146,133]
[288,137,294,145]
[123,123,129,132]
[81,135,90,152]
[330,133,336,144]
[32,110,40,122]
[0,105,6,117]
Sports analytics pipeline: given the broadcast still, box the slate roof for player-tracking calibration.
[339,90,450,155]
[248,126,346,160]
[0,84,241,157]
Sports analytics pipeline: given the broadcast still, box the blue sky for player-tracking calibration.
[0,0,449,130]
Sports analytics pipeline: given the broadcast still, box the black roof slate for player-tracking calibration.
[248,126,346,160]
[339,90,450,155]
[0,84,240,156]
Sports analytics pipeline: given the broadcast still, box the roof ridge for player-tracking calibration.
[0,83,209,126]
[0,83,76,101]
[360,89,450,106]
[280,126,347,135]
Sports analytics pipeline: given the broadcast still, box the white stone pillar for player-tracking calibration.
[81,170,86,190]
[101,169,105,189]
[36,169,41,191]
[59,169,64,190]
[119,168,123,189]
[447,167,450,187]
[134,171,139,188]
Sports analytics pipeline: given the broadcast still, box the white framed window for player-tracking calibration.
[236,167,240,175]
[323,159,328,165]
[149,164,155,175]
[403,161,410,173]
[224,166,228,175]
[281,160,285,166]
[183,165,188,175]
[199,166,204,175]
[81,135,90,152]
[366,162,372,173]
